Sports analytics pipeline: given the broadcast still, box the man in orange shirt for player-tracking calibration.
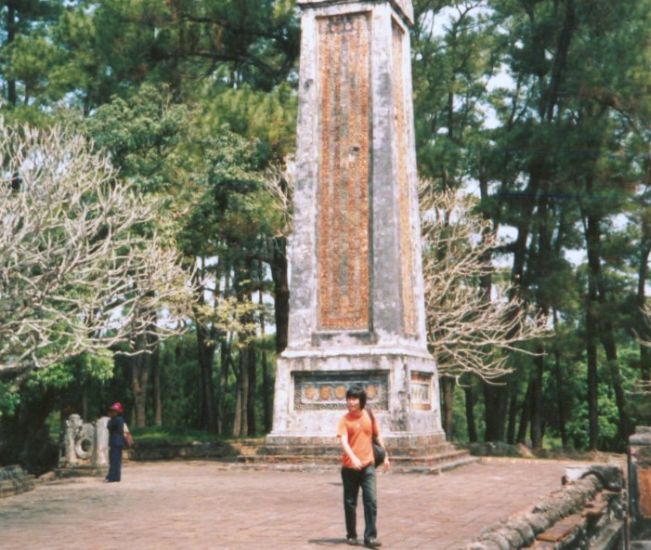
[337,385,390,547]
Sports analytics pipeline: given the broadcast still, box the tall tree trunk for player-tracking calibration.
[194,260,217,431]
[131,351,149,428]
[478,175,509,442]
[463,383,478,443]
[217,335,232,435]
[197,321,216,431]
[517,381,533,445]
[152,346,162,426]
[81,378,89,420]
[261,349,272,433]
[258,266,272,433]
[271,237,289,354]
[506,381,519,445]
[233,348,249,437]
[233,356,243,437]
[586,318,599,449]
[6,5,17,107]
[530,349,545,449]
[637,232,651,381]
[483,382,509,442]
[246,342,256,436]
[584,205,601,450]
[440,377,456,440]
[642,337,651,382]
[553,310,568,448]
[600,322,632,445]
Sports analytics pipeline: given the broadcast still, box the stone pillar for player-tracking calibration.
[93,417,110,467]
[64,414,83,466]
[267,0,443,450]
[630,426,651,540]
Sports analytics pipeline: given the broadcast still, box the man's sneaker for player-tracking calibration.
[346,535,358,545]
[364,538,382,548]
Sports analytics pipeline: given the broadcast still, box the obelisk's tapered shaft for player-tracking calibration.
[268,0,443,445]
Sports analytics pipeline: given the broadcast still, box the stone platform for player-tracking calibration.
[258,435,477,473]
[0,459,604,549]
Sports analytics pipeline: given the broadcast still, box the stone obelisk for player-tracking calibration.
[267,0,445,453]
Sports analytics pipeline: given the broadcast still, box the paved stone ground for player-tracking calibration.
[0,459,597,550]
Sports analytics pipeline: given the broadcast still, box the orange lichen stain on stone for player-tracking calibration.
[639,468,651,517]
[392,21,416,336]
[316,13,371,331]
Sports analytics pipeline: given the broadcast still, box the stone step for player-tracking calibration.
[259,443,458,458]
[235,454,479,475]
[238,448,477,474]
[390,449,471,465]
[392,455,479,474]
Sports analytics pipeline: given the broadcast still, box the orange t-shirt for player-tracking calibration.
[337,410,380,469]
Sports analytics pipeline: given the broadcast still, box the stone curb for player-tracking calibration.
[461,464,625,550]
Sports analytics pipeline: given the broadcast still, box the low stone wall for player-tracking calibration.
[0,465,35,499]
[464,464,625,549]
[127,439,263,462]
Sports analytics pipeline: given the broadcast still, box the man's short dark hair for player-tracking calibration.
[346,385,367,409]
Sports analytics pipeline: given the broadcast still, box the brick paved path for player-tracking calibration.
[0,459,588,549]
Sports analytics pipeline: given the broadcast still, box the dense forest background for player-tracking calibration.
[1,0,651,473]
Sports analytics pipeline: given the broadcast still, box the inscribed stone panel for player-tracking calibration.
[294,371,389,410]
[392,21,416,335]
[410,371,432,410]
[317,13,371,331]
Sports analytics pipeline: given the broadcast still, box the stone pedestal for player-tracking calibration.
[266,0,446,458]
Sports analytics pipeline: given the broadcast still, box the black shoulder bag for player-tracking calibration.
[366,408,386,467]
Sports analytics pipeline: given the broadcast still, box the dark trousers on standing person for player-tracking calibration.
[107,446,122,482]
[341,465,377,542]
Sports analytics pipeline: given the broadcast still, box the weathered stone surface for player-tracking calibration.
[296,0,414,25]
[564,463,624,491]
[60,414,110,470]
[93,416,109,466]
[463,464,624,550]
[63,413,83,465]
[266,0,454,467]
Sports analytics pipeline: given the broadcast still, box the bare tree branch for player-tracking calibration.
[0,124,193,375]
[420,183,549,381]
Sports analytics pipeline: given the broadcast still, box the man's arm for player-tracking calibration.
[339,432,363,470]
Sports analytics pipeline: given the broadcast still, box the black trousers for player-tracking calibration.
[107,446,122,482]
[341,465,377,542]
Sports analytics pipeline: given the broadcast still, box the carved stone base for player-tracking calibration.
[257,434,475,474]
[269,347,444,440]
[266,346,450,472]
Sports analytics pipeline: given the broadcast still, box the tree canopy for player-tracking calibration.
[2,0,651,472]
